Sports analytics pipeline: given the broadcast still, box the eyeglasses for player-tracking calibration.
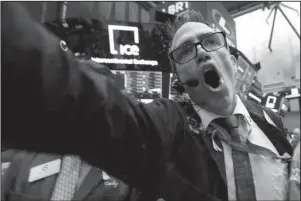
[169,32,227,64]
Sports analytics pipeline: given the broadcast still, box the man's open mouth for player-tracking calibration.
[204,68,221,89]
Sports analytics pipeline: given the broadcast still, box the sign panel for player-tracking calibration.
[90,21,171,72]
[261,88,300,114]
[48,19,171,72]
[261,93,283,112]
[235,56,256,99]
[45,19,170,99]
[156,1,191,15]
[206,2,237,47]
[156,2,236,47]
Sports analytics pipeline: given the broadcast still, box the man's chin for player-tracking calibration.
[187,87,236,115]
[201,96,236,116]
[203,104,232,116]
[217,96,236,116]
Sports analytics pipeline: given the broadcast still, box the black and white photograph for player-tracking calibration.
[2,1,300,201]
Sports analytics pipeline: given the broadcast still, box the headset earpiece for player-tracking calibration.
[170,58,186,95]
[172,78,185,95]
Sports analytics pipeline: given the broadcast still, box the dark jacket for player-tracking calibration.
[2,2,293,201]
[1,149,21,178]
[1,152,138,201]
[1,150,20,163]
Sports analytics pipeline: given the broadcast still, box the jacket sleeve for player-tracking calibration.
[1,150,20,163]
[2,2,188,189]
[1,151,27,201]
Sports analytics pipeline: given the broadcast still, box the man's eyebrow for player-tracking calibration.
[176,32,213,48]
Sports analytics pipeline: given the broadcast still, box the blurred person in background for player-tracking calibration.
[291,128,300,149]
[284,128,292,144]
[288,142,300,201]
[2,150,138,201]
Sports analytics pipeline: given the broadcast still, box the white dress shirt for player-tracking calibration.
[193,95,289,200]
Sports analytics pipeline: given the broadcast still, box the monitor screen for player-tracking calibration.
[112,70,163,100]
[45,19,172,72]
[45,18,172,100]
[235,56,256,100]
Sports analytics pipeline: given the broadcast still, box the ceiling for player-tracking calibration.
[221,2,275,17]
[222,2,263,15]
[152,2,276,18]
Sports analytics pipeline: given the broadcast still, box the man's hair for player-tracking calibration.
[166,9,230,56]
[165,9,211,74]
[166,9,211,47]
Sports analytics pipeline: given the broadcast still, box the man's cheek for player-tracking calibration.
[177,64,197,82]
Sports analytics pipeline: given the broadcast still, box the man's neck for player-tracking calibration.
[192,95,250,129]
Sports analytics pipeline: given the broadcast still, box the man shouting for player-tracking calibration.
[2,2,292,201]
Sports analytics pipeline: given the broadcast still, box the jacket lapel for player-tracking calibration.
[73,166,103,200]
[244,100,293,156]
[203,133,227,186]
[250,112,293,156]
[28,154,61,201]
[184,103,227,188]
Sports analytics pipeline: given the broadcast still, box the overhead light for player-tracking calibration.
[248,92,262,103]
[285,94,300,99]
[291,88,299,95]
[140,99,153,104]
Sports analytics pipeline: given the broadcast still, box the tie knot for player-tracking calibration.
[223,115,240,130]
[215,114,250,143]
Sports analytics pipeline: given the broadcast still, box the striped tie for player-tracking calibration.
[51,155,81,201]
[221,114,256,201]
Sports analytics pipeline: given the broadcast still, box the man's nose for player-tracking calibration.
[196,44,211,63]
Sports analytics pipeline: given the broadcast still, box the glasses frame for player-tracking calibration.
[169,31,227,64]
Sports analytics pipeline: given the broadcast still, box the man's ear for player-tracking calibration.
[230,54,238,75]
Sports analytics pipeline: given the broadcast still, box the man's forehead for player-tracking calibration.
[172,22,214,49]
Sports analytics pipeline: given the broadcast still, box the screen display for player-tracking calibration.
[261,93,283,112]
[46,19,172,72]
[93,22,170,72]
[112,70,163,100]
[76,21,171,72]
[289,98,300,112]
[235,56,256,100]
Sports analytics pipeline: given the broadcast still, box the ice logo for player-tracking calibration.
[108,25,140,56]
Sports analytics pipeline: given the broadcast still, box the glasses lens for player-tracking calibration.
[172,43,196,64]
[201,33,225,51]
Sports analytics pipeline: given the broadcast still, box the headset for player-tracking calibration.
[168,46,208,130]
[169,56,202,115]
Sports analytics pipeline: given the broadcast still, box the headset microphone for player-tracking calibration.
[170,61,199,94]
[182,79,199,88]
[172,78,199,95]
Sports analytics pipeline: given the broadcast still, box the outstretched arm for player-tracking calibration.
[2,2,187,189]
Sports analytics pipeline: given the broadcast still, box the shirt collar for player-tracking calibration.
[192,95,251,129]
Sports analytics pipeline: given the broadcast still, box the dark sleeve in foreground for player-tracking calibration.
[1,2,187,190]
[1,150,20,163]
